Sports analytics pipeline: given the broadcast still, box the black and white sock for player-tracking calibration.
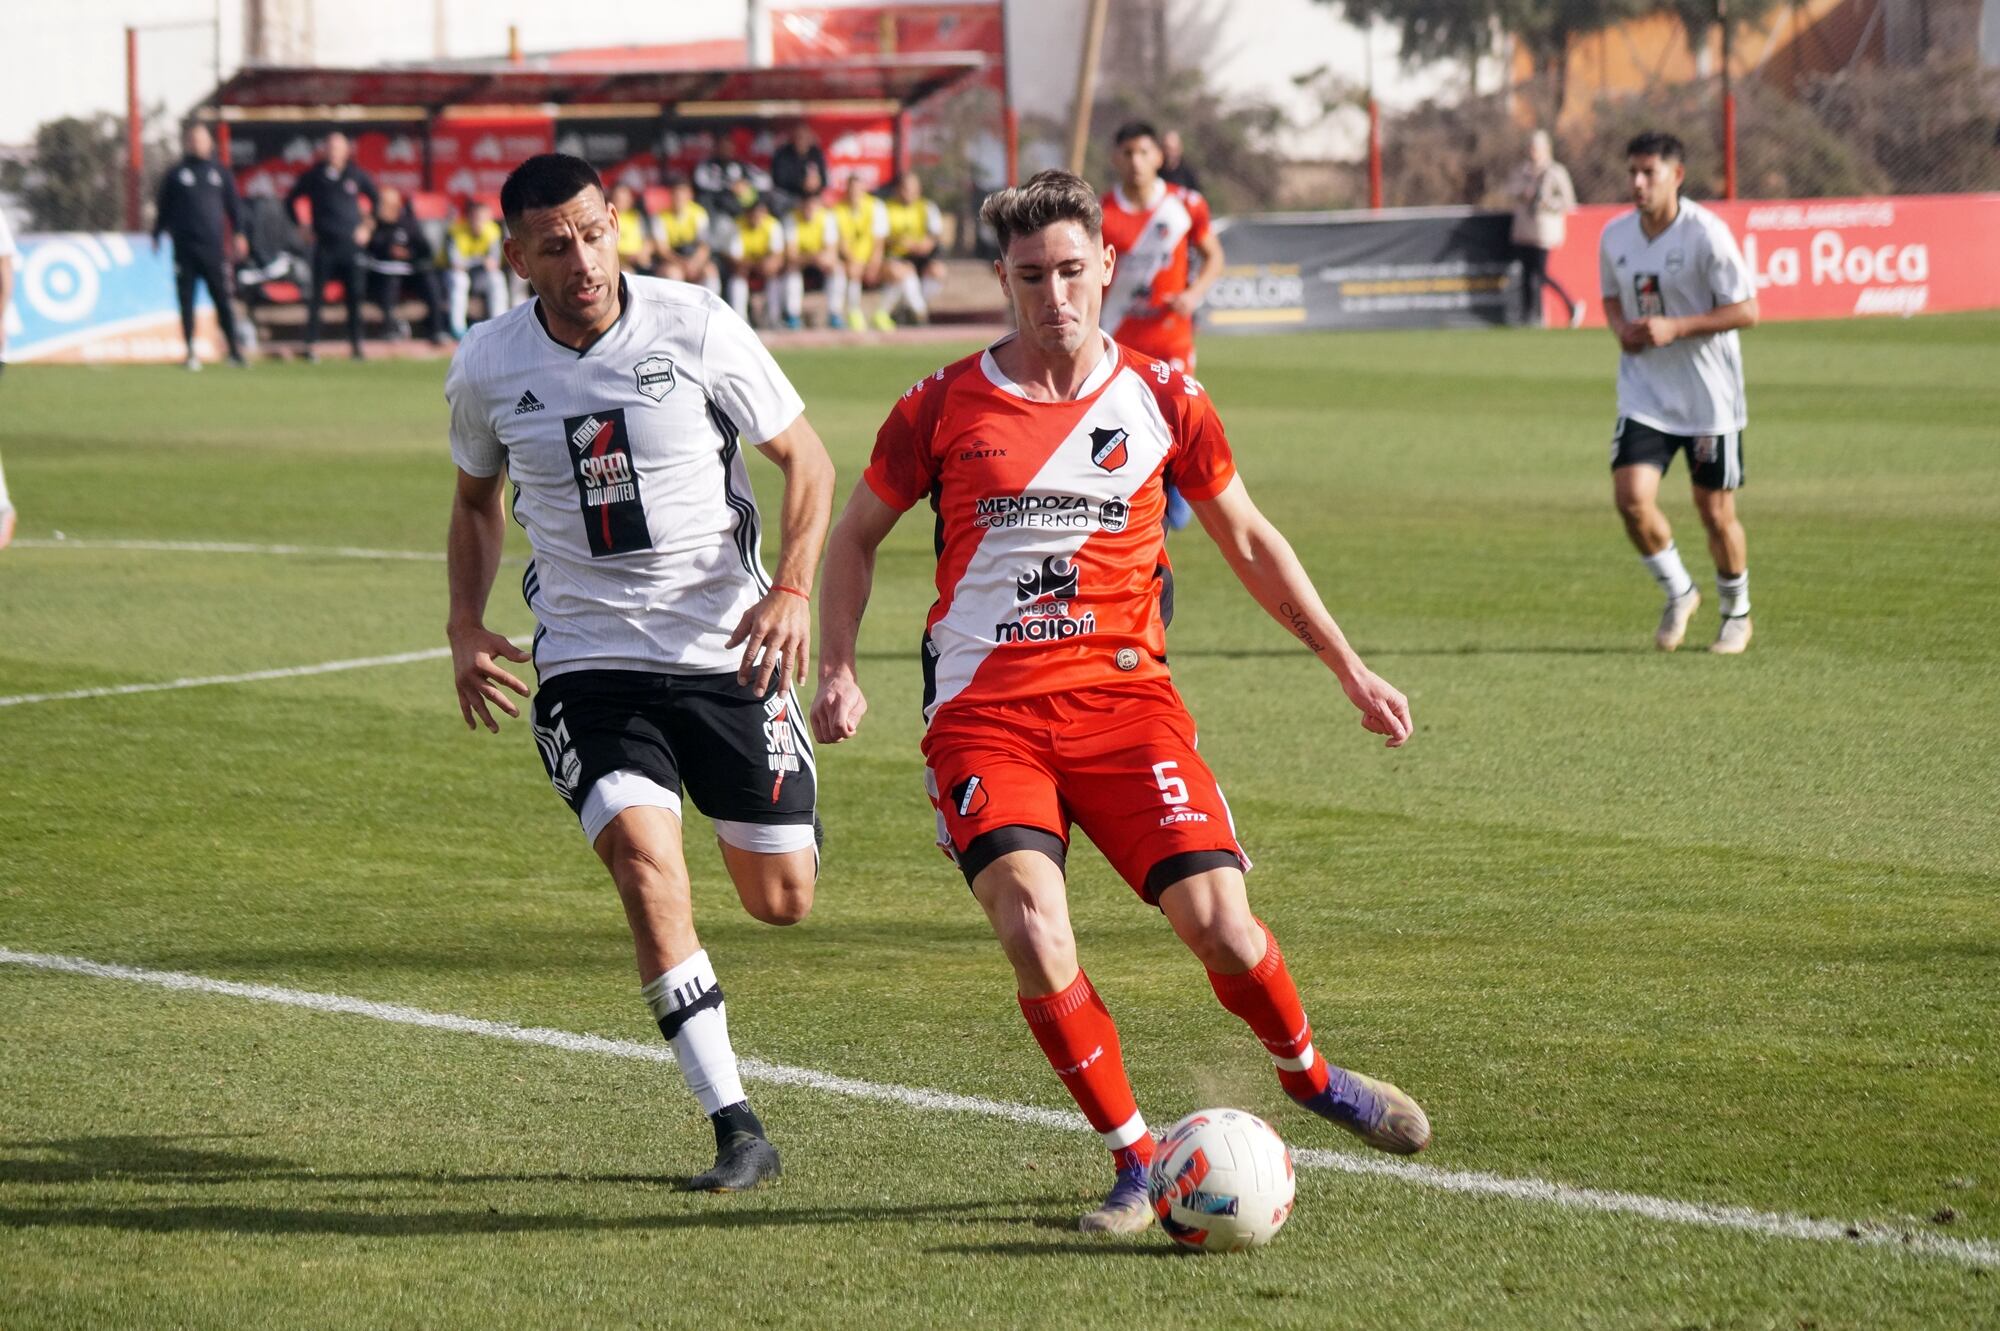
[1717,570,1751,618]
[641,949,750,1121]
[1641,543,1696,600]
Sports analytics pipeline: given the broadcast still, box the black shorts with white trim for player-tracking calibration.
[1610,417,1746,491]
[529,669,816,832]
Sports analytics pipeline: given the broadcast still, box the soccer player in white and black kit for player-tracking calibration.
[444,154,835,1191]
[1600,131,1759,654]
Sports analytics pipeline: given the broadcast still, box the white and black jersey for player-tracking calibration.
[1599,197,1754,437]
[447,275,805,680]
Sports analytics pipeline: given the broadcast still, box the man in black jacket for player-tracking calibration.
[286,131,380,361]
[363,188,448,344]
[153,122,248,369]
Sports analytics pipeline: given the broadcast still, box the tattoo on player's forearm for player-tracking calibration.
[1279,601,1325,653]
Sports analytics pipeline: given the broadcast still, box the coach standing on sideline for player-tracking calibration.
[154,122,249,370]
[287,131,379,362]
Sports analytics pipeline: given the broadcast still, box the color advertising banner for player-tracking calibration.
[1543,194,2000,326]
[1205,207,1521,332]
[3,233,220,364]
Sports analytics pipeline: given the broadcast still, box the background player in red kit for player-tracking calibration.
[1100,120,1225,530]
[811,170,1430,1235]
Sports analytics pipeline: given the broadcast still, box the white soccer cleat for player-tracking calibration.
[1709,616,1753,655]
[184,354,202,372]
[1655,586,1701,652]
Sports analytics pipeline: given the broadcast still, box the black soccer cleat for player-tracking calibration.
[687,1131,782,1193]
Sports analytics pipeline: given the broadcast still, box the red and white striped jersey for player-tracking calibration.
[862,333,1236,725]
[1100,182,1212,368]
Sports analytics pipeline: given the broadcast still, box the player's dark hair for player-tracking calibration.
[1113,120,1159,147]
[980,169,1103,253]
[499,153,605,227]
[1626,131,1684,163]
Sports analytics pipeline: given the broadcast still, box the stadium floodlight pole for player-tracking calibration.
[1066,0,1110,175]
[1001,0,1019,186]
[1366,19,1383,211]
[1720,0,1737,200]
[126,27,143,231]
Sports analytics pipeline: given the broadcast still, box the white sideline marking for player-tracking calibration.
[14,538,447,562]
[0,648,451,709]
[0,948,1992,1270]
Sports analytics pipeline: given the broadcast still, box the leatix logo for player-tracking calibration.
[999,556,1094,644]
[1089,426,1130,472]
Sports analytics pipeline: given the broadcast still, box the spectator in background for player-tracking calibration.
[1510,130,1583,328]
[782,166,839,330]
[881,170,944,327]
[653,176,717,291]
[831,172,890,331]
[1159,129,1201,191]
[726,194,787,327]
[0,200,16,549]
[443,198,510,338]
[769,122,829,214]
[153,121,249,371]
[694,135,769,218]
[287,130,380,361]
[611,183,655,273]
[363,187,448,345]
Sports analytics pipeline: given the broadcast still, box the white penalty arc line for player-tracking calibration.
[0,648,452,709]
[1,947,1993,1271]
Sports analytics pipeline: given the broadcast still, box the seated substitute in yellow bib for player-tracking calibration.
[725,195,787,327]
[880,170,944,327]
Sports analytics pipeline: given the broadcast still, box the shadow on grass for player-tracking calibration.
[926,1238,1189,1260]
[0,1134,1097,1239]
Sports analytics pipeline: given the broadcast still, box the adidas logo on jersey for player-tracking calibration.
[514,390,546,415]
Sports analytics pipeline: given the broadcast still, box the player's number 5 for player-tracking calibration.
[1152,761,1190,806]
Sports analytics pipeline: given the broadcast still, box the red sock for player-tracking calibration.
[1019,971,1154,1170]
[1206,921,1332,1100]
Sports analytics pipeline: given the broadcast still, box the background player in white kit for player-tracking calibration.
[1599,131,1759,654]
[444,154,835,1191]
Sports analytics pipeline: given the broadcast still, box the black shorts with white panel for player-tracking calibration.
[530,669,817,852]
[1610,417,1745,491]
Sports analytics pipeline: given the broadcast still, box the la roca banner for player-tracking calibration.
[1547,193,2000,325]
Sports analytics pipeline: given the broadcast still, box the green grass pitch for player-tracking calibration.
[1,314,1996,1329]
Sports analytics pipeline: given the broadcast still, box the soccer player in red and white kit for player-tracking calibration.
[1099,120,1224,531]
[811,171,1429,1234]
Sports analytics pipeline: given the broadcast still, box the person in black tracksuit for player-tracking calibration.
[153,122,247,368]
[363,188,449,344]
[286,131,380,360]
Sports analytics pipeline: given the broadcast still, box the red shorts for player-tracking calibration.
[921,679,1249,903]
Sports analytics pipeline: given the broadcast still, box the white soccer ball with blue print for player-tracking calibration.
[1147,1107,1295,1251]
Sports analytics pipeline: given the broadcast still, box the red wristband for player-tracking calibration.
[771,584,810,602]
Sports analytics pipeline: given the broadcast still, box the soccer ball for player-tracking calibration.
[1147,1108,1296,1252]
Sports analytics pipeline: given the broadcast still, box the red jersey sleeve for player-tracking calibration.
[1186,189,1211,243]
[861,383,938,512]
[1165,372,1235,501]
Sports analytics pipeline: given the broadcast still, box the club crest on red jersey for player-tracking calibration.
[1089,426,1130,472]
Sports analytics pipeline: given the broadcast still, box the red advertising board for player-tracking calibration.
[1545,194,2000,325]
[430,117,556,201]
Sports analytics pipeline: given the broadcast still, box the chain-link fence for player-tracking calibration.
[1362,0,1998,210]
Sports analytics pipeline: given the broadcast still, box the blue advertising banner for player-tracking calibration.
[4,233,219,363]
